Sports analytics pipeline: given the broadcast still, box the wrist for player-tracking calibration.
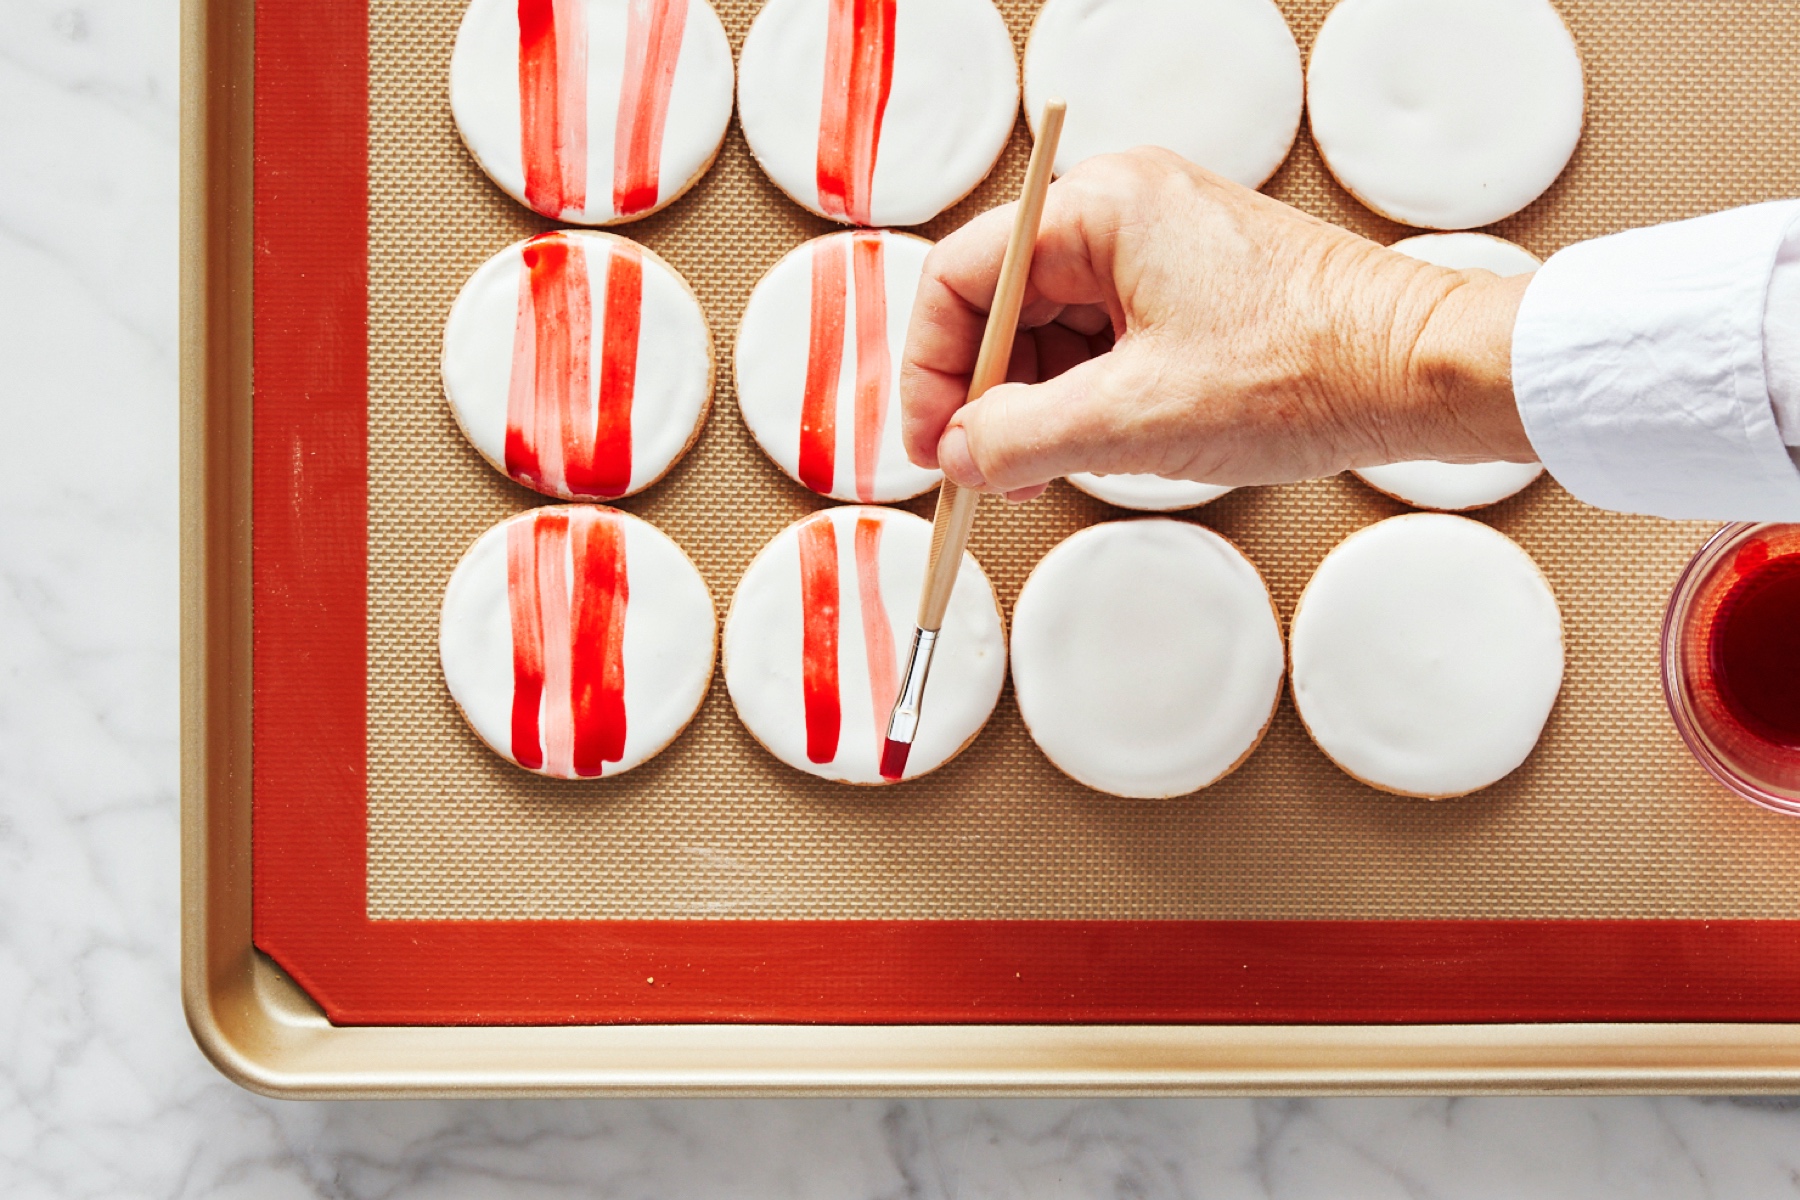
[1392,269,1535,464]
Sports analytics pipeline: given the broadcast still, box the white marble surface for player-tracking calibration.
[4,1,1800,1195]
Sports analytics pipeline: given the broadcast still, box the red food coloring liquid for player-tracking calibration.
[1708,546,1800,748]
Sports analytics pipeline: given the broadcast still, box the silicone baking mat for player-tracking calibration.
[252,0,1800,1024]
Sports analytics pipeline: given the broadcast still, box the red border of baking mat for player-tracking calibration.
[248,0,1800,1026]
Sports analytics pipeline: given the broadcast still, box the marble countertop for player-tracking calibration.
[4,1,1800,1195]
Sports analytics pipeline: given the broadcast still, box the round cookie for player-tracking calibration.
[1306,0,1584,230]
[724,506,1005,785]
[1023,0,1302,186]
[737,0,1019,226]
[1353,233,1544,510]
[1355,460,1546,512]
[451,0,735,224]
[736,231,943,502]
[1288,513,1564,798]
[1067,473,1233,512]
[1010,519,1284,798]
[443,231,713,501]
[1388,231,1542,276]
[440,505,716,780]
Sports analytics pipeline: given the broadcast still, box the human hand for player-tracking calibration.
[900,147,1536,502]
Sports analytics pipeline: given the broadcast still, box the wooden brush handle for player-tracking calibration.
[917,99,1066,630]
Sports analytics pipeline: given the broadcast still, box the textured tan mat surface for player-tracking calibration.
[366,0,1800,920]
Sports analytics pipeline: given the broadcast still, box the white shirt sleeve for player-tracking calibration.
[1511,199,1800,520]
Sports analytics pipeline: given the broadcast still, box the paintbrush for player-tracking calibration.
[881,98,1067,782]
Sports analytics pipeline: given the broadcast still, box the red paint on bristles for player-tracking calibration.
[879,737,910,781]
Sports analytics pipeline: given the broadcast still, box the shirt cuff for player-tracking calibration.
[1512,199,1800,520]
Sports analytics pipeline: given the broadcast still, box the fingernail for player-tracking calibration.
[938,426,987,489]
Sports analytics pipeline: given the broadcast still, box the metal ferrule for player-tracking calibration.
[884,628,939,745]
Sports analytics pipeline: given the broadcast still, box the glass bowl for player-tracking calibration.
[1661,522,1800,815]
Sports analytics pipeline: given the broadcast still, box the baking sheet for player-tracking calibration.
[363,0,1800,924]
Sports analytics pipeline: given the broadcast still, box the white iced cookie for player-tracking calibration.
[1010,519,1284,798]
[1355,460,1546,512]
[1067,474,1233,512]
[724,506,1005,784]
[1023,0,1302,186]
[1353,233,1545,510]
[736,231,943,502]
[737,0,1019,226]
[450,0,735,224]
[443,232,713,501]
[1288,514,1564,798]
[440,506,716,779]
[1306,0,1584,230]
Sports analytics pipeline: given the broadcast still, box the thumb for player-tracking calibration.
[937,350,1153,493]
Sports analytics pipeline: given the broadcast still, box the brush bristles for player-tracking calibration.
[879,738,911,782]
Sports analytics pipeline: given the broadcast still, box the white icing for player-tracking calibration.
[735,231,944,502]
[439,506,717,779]
[1288,513,1564,797]
[1355,460,1545,511]
[1388,231,1543,276]
[1066,473,1233,512]
[450,0,735,224]
[1023,0,1302,186]
[1305,0,1584,230]
[736,0,1020,226]
[1010,519,1284,798]
[723,506,1005,784]
[1353,233,1545,510]
[442,232,713,500]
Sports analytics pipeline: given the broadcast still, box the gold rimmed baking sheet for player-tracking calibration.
[364,0,1800,924]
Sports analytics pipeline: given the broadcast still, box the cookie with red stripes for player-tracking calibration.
[451,0,735,225]
[443,231,713,501]
[440,506,716,779]
[735,230,941,503]
[723,507,1005,785]
[736,0,1020,227]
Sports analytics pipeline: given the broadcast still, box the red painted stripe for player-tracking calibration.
[854,515,898,759]
[849,233,890,503]
[815,0,896,224]
[570,509,630,775]
[506,517,549,769]
[536,510,578,776]
[517,0,588,218]
[564,243,639,498]
[798,515,842,764]
[612,0,689,216]
[506,234,592,494]
[503,249,544,488]
[512,234,658,500]
[798,236,848,495]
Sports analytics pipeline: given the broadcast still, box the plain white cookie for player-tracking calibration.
[1306,0,1584,230]
[443,232,713,501]
[1353,233,1545,510]
[737,0,1019,226]
[1024,0,1302,186]
[1011,519,1284,798]
[440,506,716,780]
[736,231,943,502]
[723,506,1005,785]
[1288,513,1564,798]
[1066,474,1233,512]
[450,0,735,224]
